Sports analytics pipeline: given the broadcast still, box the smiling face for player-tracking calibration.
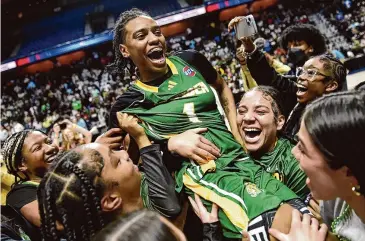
[81,143,141,204]
[296,57,338,104]
[21,131,59,178]
[237,90,285,156]
[120,16,168,82]
[292,121,352,200]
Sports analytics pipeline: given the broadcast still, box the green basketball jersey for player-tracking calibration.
[254,138,310,200]
[122,55,299,238]
[123,56,248,169]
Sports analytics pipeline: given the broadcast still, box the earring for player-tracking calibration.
[352,185,361,196]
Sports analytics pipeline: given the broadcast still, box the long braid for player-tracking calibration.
[61,212,75,241]
[38,150,107,241]
[106,8,150,78]
[2,130,32,181]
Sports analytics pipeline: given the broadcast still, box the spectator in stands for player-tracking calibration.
[229,20,327,70]
[92,210,188,241]
[270,90,365,241]
[76,112,89,130]
[232,20,346,139]
[237,86,309,200]
[38,113,180,241]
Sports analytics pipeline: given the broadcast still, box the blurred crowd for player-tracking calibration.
[1,1,364,143]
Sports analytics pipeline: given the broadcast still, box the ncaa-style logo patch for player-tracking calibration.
[183,66,196,77]
[245,182,262,197]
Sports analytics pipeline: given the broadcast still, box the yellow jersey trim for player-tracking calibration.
[183,173,249,231]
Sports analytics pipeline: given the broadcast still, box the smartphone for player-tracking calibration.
[234,15,258,39]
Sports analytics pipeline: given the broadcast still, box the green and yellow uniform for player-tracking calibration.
[254,138,310,200]
[120,54,298,238]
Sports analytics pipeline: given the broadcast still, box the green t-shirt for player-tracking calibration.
[253,138,309,200]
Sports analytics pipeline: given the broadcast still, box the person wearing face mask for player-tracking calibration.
[229,18,346,140]
[229,20,331,116]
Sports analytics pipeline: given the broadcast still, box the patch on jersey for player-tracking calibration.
[183,66,196,77]
[245,182,262,197]
[168,81,177,90]
[273,172,284,182]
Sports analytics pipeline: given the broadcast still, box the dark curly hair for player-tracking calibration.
[106,8,151,76]
[279,24,327,56]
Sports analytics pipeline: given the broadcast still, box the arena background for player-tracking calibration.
[1,0,365,202]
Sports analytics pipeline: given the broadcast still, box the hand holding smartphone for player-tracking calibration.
[234,15,258,39]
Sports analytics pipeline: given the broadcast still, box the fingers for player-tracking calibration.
[318,223,328,239]
[194,148,217,161]
[268,228,288,241]
[196,143,220,159]
[109,143,122,150]
[290,209,302,229]
[194,193,206,214]
[188,196,200,218]
[310,217,319,230]
[104,128,123,137]
[198,136,220,154]
[241,231,250,241]
[228,16,244,31]
[302,213,311,226]
[190,154,209,165]
[211,203,218,218]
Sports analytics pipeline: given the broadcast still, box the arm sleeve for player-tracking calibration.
[177,50,218,84]
[202,222,224,241]
[246,50,298,118]
[246,50,297,92]
[108,89,144,129]
[140,144,181,218]
[6,185,37,210]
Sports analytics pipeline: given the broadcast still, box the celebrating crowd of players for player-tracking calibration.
[2,7,365,241]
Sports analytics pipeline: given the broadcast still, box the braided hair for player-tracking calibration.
[2,130,32,181]
[91,210,177,241]
[106,8,151,77]
[316,53,347,91]
[38,149,107,241]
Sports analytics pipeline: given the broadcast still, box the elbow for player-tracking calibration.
[163,202,182,219]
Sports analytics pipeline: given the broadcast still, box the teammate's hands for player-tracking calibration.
[188,193,219,224]
[167,128,221,165]
[269,209,328,241]
[117,113,150,148]
[95,128,124,149]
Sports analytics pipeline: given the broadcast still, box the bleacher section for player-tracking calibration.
[17,0,182,57]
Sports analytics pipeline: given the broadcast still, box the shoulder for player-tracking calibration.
[110,87,143,113]
[173,50,217,84]
[6,182,38,209]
